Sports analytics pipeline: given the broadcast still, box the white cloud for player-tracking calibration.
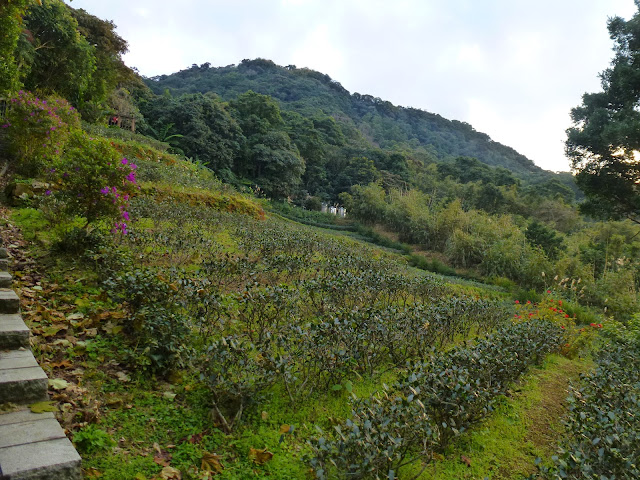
[64,0,639,172]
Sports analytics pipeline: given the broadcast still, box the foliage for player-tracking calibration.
[73,424,116,454]
[44,131,139,229]
[311,320,563,479]
[138,92,242,174]
[0,0,31,95]
[104,268,192,373]
[566,5,640,224]
[18,0,96,105]
[537,330,640,479]
[4,90,80,174]
[15,0,134,118]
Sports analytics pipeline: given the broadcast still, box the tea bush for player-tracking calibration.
[538,335,640,479]
[311,319,563,479]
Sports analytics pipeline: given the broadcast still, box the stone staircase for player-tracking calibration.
[0,248,82,480]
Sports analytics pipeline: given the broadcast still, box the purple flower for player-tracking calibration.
[122,211,130,221]
[130,163,137,170]
[100,186,110,195]
[1,124,9,129]
[45,190,52,196]
[121,158,128,165]
[126,172,136,183]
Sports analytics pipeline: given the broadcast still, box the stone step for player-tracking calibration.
[0,314,30,350]
[0,248,7,259]
[0,290,19,314]
[0,272,11,289]
[0,350,48,404]
[0,410,82,479]
[0,437,82,480]
[0,259,8,272]
[0,414,66,449]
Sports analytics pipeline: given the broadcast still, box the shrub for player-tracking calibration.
[104,268,191,374]
[44,131,138,230]
[4,91,80,175]
[538,336,640,479]
[311,320,563,479]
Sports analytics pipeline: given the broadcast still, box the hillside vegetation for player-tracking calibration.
[1,1,640,479]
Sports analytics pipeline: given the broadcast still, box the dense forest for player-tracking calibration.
[2,1,640,479]
[138,59,579,201]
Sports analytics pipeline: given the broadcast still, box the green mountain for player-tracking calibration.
[146,59,551,180]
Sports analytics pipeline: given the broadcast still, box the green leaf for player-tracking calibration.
[29,401,58,413]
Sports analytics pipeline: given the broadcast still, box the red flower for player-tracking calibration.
[547,290,551,294]
[515,300,520,304]
[598,324,603,328]
[590,323,596,327]
[561,325,565,329]
[526,301,531,304]
[565,314,569,318]
[558,300,562,305]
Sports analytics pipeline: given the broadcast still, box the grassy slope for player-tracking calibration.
[1,138,594,480]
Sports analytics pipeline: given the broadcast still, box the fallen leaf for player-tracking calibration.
[279,424,291,434]
[201,452,224,473]
[163,391,176,401]
[158,466,181,480]
[115,371,130,382]
[248,447,273,465]
[154,449,172,467]
[85,467,102,478]
[461,454,471,467]
[187,433,204,444]
[85,328,98,337]
[29,401,58,413]
[48,378,69,390]
[50,360,72,369]
[261,411,268,421]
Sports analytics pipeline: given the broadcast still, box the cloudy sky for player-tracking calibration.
[66,0,637,172]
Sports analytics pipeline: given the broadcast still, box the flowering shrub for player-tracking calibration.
[44,131,138,230]
[514,295,596,358]
[4,91,80,174]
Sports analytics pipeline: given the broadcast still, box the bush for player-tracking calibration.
[43,131,138,230]
[311,320,563,479]
[104,268,191,374]
[4,91,80,175]
[538,336,640,479]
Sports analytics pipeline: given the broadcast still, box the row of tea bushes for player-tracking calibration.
[311,319,563,479]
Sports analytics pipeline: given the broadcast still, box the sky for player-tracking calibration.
[65,0,638,172]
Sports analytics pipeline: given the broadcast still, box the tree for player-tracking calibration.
[566,5,640,224]
[18,0,96,105]
[0,0,31,95]
[230,91,304,198]
[140,93,242,174]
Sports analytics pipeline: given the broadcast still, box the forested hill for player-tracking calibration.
[146,58,544,178]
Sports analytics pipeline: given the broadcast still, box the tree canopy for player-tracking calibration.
[566,3,640,224]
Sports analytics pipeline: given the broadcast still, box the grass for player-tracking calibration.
[407,354,591,480]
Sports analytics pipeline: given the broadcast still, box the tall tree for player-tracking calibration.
[0,0,32,95]
[566,4,640,224]
[18,0,96,105]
